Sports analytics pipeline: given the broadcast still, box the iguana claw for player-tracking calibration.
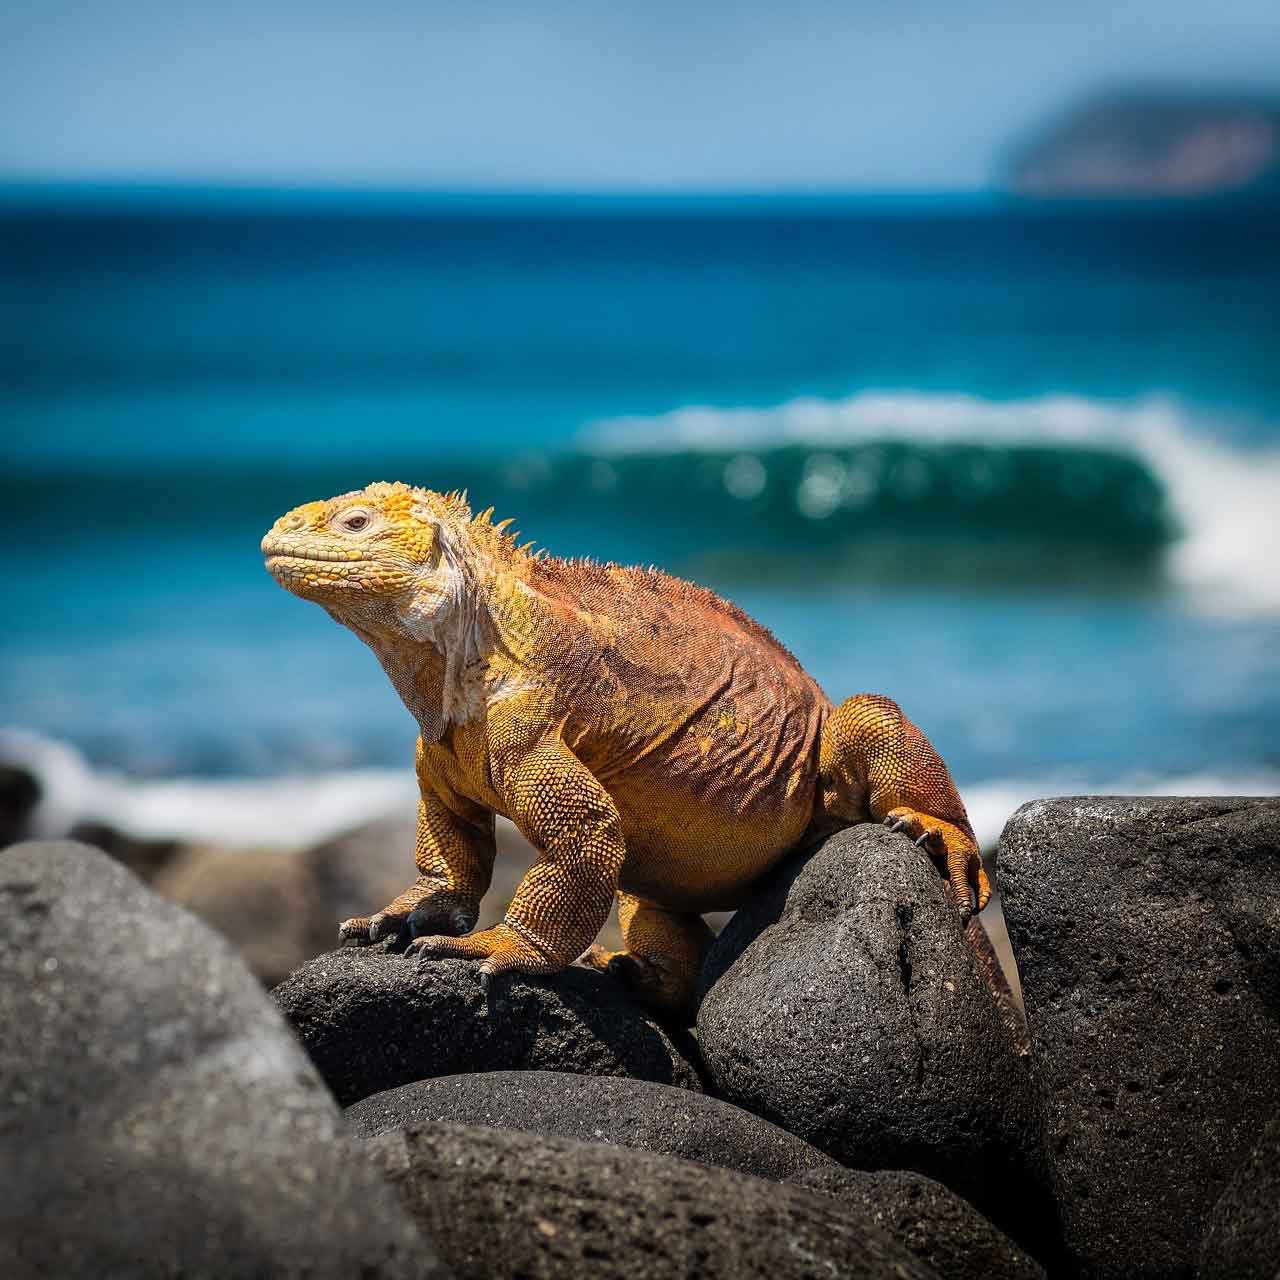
[882,805,992,918]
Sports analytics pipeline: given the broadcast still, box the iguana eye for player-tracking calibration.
[340,511,371,532]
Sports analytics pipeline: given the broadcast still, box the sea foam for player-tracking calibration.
[0,727,415,850]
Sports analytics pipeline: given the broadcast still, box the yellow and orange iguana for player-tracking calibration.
[262,481,990,1016]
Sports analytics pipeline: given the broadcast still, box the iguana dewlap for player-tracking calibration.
[262,481,988,1013]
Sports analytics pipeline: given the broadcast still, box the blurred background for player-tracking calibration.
[2,2,1279,974]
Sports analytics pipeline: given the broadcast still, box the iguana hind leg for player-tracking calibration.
[821,692,991,916]
[582,892,713,1018]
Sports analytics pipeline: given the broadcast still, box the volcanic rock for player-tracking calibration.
[1000,795,1280,1279]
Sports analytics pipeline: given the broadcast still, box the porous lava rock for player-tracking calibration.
[695,822,1053,1255]
[1000,796,1280,1279]
[797,1166,1046,1280]
[346,1068,834,1178]
[274,945,702,1106]
[350,1069,1043,1279]
[0,840,439,1279]
[369,1121,938,1280]
[1198,1111,1280,1280]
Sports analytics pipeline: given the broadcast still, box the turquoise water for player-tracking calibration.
[2,191,1278,799]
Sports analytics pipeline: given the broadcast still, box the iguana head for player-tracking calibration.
[262,480,476,640]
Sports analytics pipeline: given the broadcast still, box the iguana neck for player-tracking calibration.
[340,528,539,742]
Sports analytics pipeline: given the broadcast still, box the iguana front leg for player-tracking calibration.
[409,725,625,987]
[339,768,495,945]
[821,692,991,916]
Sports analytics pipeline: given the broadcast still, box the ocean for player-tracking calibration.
[2,190,1278,846]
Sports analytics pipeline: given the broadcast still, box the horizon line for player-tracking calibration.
[3,178,1274,214]
[0,176,995,201]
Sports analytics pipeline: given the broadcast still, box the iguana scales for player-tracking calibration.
[262,481,990,1014]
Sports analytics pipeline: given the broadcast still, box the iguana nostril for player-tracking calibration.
[262,511,306,554]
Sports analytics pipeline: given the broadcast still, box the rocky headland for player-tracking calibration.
[1004,93,1280,199]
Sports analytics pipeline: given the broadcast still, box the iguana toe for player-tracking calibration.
[367,911,408,943]
[338,916,374,945]
[407,904,474,938]
[882,805,988,920]
[973,859,993,913]
[339,911,413,946]
[407,933,456,962]
[580,943,653,987]
[579,943,616,974]
[579,940,695,1017]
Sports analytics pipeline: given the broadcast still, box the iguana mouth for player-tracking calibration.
[265,550,370,564]
[261,535,370,565]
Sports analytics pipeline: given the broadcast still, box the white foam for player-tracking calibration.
[0,727,416,849]
[588,391,1280,616]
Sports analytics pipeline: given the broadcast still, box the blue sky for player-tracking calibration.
[3,0,1279,190]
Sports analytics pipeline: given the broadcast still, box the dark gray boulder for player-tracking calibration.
[0,762,39,847]
[369,1121,938,1279]
[1000,796,1280,1280]
[139,814,542,986]
[798,1166,1046,1280]
[0,840,440,1279]
[695,823,1053,1256]
[1199,1112,1280,1280]
[350,1069,1042,1279]
[273,945,702,1106]
[346,1068,831,1179]
[150,815,419,986]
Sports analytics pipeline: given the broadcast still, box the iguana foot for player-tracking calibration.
[580,942,624,974]
[580,894,710,1020]
[406,922,557,988]
[338,912,412,946]
[338,894,476,948]
[579,942,698,1022]
[338,915,380,945]
[580,942,668,999]
[882,806,992,918]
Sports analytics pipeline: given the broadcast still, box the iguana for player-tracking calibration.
[262,481,990,1016]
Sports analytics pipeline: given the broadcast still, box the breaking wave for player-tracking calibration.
[582,392,1280,615]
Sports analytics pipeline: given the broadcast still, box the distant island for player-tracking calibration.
[1004,92,1280,198]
